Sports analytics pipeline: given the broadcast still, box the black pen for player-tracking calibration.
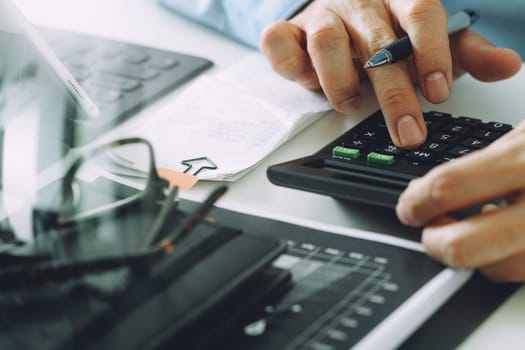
[364,9,479,69]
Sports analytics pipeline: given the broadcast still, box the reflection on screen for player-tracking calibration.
[0,0,90,243]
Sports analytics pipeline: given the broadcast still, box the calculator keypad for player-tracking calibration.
[331,111,512,177]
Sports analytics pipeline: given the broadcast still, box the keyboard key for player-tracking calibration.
[95,46,122,59]
[149,57,180,70]
[122,50,150,64]
[84,85,122,103]
[101,64,161,80]
[89,74,143,92]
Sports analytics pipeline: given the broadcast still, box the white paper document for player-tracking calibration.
[138,53,332,181]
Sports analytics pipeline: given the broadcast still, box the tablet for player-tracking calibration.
[0,0,93,182]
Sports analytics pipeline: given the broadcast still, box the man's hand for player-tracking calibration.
[260,0,521,148]
[396,121,525,282]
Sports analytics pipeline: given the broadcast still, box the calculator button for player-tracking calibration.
[343,139,369,149]
[424,111,452,130]
[431,132,460,144]
[333,146,361,159]
[355,128,386,141]
[407,150,435,162]
[425,111,452,120]
[461,137,490,149]
[376,142,403,155]
[473,129,502,140]
[484,122,512,132]
[456,116,482,127]
[449,146,475,156]
[424,119,442,131]
[421,141,448,153]
[442,123,471,135]
[367,152,395,165]
[437,154,459,164]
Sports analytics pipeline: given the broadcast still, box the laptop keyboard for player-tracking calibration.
[38,27,213,145]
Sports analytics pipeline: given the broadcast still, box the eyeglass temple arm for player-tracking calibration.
[0,186,226,291]
[158,186,227,254]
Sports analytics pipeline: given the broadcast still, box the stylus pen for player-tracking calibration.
[364,9,479,69]
[7,0,100,118]
[24,26,101,118]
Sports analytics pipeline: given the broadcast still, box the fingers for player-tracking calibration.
[397,125,525,226]
[300,10,362,114]
[481,250,525,282]
[261,13,361,115]
[389,0,452,103]
[289,0,455,148]
[262,0,520,150]
[260,21,321,91]
[422,196,525,270]
[450,30,522,81]
[346,2,426,148]
[418,195,525,283]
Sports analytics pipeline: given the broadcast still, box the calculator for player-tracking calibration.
[267,110,513,208]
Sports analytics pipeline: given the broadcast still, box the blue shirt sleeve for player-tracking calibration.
[441,0,525,58]
[158,0,311,49]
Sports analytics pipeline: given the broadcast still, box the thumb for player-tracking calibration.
[450,30,522,82]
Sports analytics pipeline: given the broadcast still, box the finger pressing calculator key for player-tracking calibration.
[267,110,513,208]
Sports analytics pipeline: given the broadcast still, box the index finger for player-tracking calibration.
[348,5,426,148]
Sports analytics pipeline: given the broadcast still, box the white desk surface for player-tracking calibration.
[14,0,525,348]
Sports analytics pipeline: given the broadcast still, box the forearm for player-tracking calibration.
[158,0,311,48]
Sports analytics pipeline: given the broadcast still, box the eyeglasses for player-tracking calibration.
[0,137,226,290]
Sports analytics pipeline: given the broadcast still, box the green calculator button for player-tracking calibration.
[333,146,361,159]
[367,152,395,165]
